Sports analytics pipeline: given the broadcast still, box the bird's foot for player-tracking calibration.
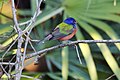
[62,40,73,44]
[57,40,62,44]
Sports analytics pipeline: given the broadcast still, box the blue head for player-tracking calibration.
[64,17,77,28]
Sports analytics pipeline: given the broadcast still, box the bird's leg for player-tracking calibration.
[67,40,73,43]
[62,40,82,64]
[57,40,62,44]
[62,40,73,44]
[64,40,82,64]
[64,40,76,48]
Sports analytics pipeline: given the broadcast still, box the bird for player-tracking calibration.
[38,17,82,64]
[38,17,77,44]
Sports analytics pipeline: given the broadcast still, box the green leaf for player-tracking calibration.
[77,20,120,79]
[69,64,90,79]
[0,0,8,7]
[0,24,12,35]
[62,46,69,80]
[47,73,62,80]
[80,12,120,23]
[75,27,98,80]
[78,16,120,51]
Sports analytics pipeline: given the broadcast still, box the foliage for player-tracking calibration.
[0,0,120,80]
[0,0,8,7]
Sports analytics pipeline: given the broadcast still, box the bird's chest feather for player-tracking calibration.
[59,28,77,41]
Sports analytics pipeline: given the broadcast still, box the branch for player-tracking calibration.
[1,0,43,79]
[23,0,43,33]
[0,62,15,65]
[26,40,120,59]
[11,0,23,79]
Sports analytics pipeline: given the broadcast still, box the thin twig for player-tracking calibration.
[23,0,43,33]
[2,37,18,59]
[26,39,120,59]
[0,62,15,65]
[29,40,37,53]
[0,64,10,78]
[1,37,18,78]
[19,20,31,26]
[105,74,115,80]
[74,44,82,64]
[3,55,16,77]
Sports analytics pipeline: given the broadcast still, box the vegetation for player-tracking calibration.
[0,0,120,80]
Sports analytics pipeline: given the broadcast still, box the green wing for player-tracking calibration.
[51,22,74,40]
[54,22,73,34]
[59,22,73,34]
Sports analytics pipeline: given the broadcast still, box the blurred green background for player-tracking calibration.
[0,0,120,80]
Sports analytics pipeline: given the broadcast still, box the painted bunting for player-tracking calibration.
[38,17,82,64]
[39,17,77,44]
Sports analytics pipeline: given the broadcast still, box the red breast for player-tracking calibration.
[58,28,77,41]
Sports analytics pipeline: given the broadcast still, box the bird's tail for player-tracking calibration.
[38,34,53,44]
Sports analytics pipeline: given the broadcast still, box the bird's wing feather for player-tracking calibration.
[59,22,73,34]
[51,22,74,40]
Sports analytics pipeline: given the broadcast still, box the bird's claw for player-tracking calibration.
[62,40,72,44]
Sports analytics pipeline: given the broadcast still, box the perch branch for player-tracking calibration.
[26,40,120,59]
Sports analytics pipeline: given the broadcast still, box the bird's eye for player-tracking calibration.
[73,20,77,23]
